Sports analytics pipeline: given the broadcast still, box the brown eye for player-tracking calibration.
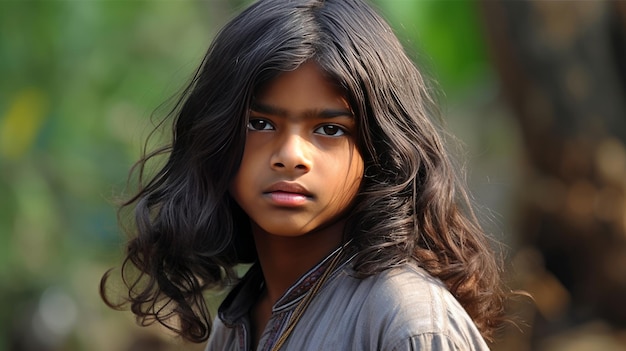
[314,124,345,136]
[247,119,274,131]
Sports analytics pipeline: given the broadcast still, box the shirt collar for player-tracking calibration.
[218,245,351,326]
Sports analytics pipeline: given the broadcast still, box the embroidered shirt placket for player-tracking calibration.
[216,246,351,351]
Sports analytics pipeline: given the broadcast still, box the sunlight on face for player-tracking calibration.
[230,61,364,237]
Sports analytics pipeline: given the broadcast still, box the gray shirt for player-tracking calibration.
[205,250,490,351]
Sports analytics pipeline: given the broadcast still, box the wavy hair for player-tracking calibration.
[101,0,508,343]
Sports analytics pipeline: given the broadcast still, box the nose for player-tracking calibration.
[270,132,312,173]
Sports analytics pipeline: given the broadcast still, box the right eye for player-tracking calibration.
[247,118,274,131]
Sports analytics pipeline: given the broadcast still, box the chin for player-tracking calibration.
[261,228,310,238]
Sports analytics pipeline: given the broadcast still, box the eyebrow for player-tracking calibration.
[250,101,354,119]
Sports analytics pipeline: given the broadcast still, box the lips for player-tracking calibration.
[263,181,313,206]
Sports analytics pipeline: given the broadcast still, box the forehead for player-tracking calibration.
[252,61,351,113]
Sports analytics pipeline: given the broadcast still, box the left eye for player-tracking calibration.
[314,125,345,136]
[247,119,274,131]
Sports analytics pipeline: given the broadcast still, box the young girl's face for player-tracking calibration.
[230,61,364,238]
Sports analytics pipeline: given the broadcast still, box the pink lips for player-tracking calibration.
[264,182,312,207]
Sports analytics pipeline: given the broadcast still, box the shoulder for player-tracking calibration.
[346,262,490,350]
[351,262,457,318]
[357,262,456,317]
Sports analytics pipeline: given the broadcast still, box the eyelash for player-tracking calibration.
[314,125,346,136]
[247,118,274,131]
[247,118,348,137]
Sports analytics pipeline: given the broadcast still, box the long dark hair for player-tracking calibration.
[101,0,508,343]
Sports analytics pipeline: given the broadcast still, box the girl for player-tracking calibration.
[101,0,510,350]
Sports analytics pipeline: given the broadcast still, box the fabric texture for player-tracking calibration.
[204,249,490,351]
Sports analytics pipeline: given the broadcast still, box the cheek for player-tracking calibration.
[349,158,365,192]
[230,145,256,202]
[229,170,245,206]
[332,148,364,194]
[237,138,262,173]
[346,146,364,178]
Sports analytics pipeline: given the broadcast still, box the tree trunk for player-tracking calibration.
[480,0,626,347]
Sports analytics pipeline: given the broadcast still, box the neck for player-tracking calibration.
[252,219,345,305]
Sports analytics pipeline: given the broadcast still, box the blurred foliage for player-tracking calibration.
[0,1,494,350]
[378,0,490,94]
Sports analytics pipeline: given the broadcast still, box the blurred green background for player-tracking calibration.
[1,1,624,350]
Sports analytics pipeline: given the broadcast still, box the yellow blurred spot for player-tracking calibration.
[0,88,48,160]
[596,138,626,184]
